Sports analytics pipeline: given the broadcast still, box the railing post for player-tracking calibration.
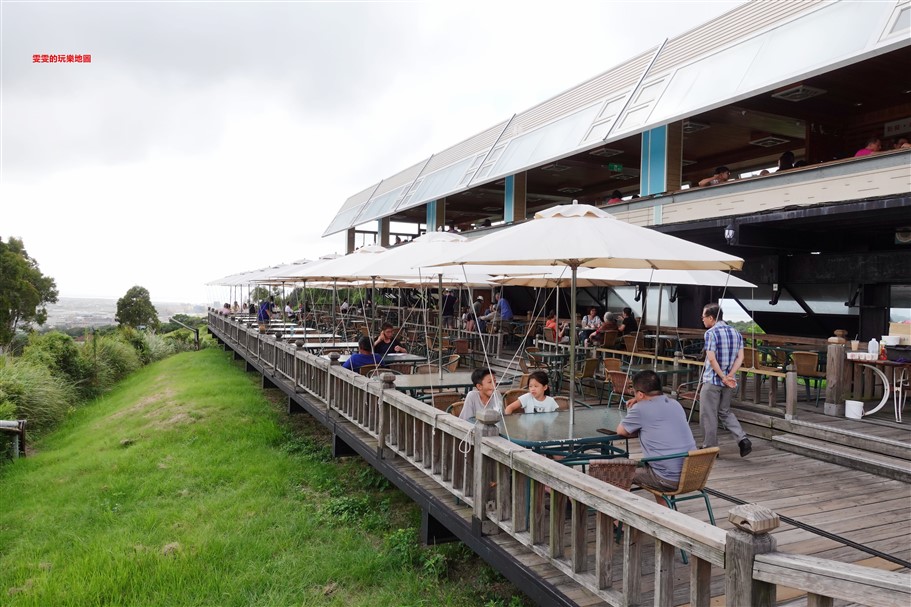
[472,408,501,537]
[377,372,396,460]
[327,352,340,413]
[725,504,779,607]
[824,340,846,417]
[785,366,797,419]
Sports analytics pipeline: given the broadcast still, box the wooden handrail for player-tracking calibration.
[208,311,903,607]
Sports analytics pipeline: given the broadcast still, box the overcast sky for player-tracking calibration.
[2,0,744,304]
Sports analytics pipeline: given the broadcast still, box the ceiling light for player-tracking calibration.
[682,120,710,134]
[589,147,623,158]
[557,187,583,194]
[771,84,826,102]
[541,163,572,172]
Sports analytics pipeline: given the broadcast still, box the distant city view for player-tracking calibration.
[44,298,206,330]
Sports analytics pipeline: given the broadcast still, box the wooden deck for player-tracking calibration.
[210,316,911,607]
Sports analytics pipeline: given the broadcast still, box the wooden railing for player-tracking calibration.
[207,311,910,607]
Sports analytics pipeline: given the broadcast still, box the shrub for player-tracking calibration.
[22,332,93,397]
[0,355,74,434]
[80,333,141,394]
[142,331,178,362]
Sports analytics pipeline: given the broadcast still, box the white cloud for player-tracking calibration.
[1,0,745,304]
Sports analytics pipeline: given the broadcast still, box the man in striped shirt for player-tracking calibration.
[699,303,752,457]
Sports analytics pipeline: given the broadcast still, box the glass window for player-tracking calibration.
[399,156,475,211]
[482,103,601,183]
[891,285,911,323]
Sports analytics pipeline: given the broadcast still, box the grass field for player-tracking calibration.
[0,348,527,606]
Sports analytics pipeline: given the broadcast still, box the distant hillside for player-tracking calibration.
[44,297,205,329]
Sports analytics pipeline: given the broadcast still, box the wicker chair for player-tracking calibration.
[601,370,635,407]
[639,448,719,523]
[431,392,463,412]
[445,401,464,417]
[791,351,826,406]
[676,378,704,423]
[639,447,720,563]
[554,396,570,411]
[587,458,637,491]
[562,358,599,406]
[588,458,637,542]
[503,388,527,412]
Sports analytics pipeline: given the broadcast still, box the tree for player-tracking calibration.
[115,286,159,329]
[0,236,59,349]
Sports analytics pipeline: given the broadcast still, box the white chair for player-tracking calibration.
[894,368,908,423]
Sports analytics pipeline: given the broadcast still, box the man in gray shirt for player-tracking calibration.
[616,370,696,497]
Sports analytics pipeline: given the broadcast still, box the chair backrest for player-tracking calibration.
[503,388,526,408]
[412,364,435,375]
[742,346,760,369]
[587,459,637,491]
[606,370,635,395]
[519,358,530,373]
[674,447,720,495]
[432,392,463,411]
[443,354,460,372]
[518,373,531,389]
[358,363,380,376]
[367,367,399,379]
[525,346,541,354]
[446,401,464,417]
[603,358,622,373]
[622,334,643,351]
[554,396,570,410]
[790,351,819,375]
[527,352,546,368]
[580,357,600,378]
[543,327,556,342]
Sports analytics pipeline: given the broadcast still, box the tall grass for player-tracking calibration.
[0,356,74,433]
[0,349,527,606]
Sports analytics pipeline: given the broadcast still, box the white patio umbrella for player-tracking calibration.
[440,202,744,432]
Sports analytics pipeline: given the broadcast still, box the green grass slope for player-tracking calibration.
[0,349,525,607]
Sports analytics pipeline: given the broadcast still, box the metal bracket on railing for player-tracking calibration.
[168,317,200,350]
[1,420,27,459]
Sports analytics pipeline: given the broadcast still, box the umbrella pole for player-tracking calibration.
[372,277,377,334]
[332,280,338,345]
[569,264,578,438]
[654,284,663,369]
[438,275,444,379]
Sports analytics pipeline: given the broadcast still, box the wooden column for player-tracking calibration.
[377,372,396,460]
[725,504,779,607]
[472,408,501,536]
[824,340,846,417]
[377,217,390,247]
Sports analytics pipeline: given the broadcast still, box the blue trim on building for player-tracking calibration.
[641,125,667,196]
[504,175,515,222]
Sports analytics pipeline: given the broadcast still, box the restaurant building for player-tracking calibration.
[324,0,911,341]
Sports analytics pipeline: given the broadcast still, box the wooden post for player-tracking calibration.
[824,341,846,417]
[327,352,341,413]
[377,372,396,460]
[472,408,501,536]
[785,367,797,420]
[725,504,779,607]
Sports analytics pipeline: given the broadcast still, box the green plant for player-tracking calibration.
[115,285,159,329]
[0,355,74,434]
[21,332,92,395]
[0,236,58,349]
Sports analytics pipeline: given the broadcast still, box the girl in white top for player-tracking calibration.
[505,371,559,414]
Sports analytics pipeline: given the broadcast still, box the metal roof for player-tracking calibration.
[325,0,911,236]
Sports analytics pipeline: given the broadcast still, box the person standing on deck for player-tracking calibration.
[699,303,751,457]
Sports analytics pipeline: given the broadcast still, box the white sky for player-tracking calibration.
[2,0,745,304]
